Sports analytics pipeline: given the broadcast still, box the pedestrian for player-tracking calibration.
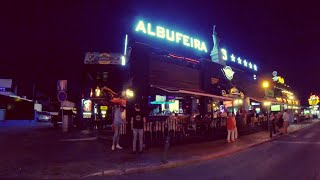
[275,112,284,134]
[226,113,236,142]
[233,113,239,140]
[270,112,276,134]
[282,109,290,135]
[131,104,146,154]
[111,104,125,151]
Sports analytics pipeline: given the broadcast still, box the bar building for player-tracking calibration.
[80,19,300,142]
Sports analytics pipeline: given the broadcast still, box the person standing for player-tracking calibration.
[131,104,146,153]
[226,113,236,142]
[282,109,290,135]
[111,105,125,151]
[270,112,276,134]
[233,114,238,140]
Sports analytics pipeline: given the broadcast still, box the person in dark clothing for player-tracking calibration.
[270,112,276,134]
[131,104,146,153]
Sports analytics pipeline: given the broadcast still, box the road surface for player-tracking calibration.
[106,123,320,180]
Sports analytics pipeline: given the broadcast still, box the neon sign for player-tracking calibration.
[272,71,285,84]
[221,48,257,71]
[308,95,319,106]
[222,66,235,81]
[135,20,208,53]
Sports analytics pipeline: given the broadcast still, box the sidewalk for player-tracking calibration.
[1,120,317,179]
[83,119,320,178]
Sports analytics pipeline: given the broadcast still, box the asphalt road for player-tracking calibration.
[107,122,320,180]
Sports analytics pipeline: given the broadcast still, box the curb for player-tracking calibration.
[84,121,319,178]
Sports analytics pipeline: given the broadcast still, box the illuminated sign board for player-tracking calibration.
[135,20,208,53]
[134,19,258,72]
[220,48,258,71]
[308,95,319,106]
[221,66,235,81]
[272,71,285,84]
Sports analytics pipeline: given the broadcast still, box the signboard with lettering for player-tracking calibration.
[84,52,122,65]
[221,66,235,81]
[133,19,258,72]
[135,20,208,53]
[272,71,285,84]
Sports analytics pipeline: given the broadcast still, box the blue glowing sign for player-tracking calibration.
[221,48,258,71]
[135,20,208,53]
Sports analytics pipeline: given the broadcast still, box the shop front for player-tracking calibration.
[122,19,266,144]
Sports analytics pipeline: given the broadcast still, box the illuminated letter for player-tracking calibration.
[200,42,207,52]
[135,20,146,33]
[190,37,194,47]
[182,35,190,46]
[166,29,175,41]
[243,60,248,67]
[156,26,165,38]
[249,62,253,69]
[221,48,227,60]
[237,57,242,64]
[147,23,156,36]
[194,39,201,50]
[175,32,183,43]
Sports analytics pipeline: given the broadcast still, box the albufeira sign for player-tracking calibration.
[135,20,208,53]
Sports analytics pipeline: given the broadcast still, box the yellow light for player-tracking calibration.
[263,101,271,106]
[95,87,101,97]
[125,89,134,98]
[262,81,270,89]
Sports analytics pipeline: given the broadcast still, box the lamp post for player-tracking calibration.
[262,80,272,138]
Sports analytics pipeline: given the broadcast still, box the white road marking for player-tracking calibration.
[304,132,316,139]
[60,137,97,142]
[274,141,320,145]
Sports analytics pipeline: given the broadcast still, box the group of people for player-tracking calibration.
[111,103,146,154]
[269,109,290,135]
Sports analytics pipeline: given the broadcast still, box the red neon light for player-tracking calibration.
[168,54,199,63]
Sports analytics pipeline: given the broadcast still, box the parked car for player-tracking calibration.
[35,111,52,122]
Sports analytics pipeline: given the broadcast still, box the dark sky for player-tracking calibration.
[1,0,320,105]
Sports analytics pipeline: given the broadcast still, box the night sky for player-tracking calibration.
[1,0,320,105]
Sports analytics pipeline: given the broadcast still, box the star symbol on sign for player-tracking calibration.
[253,64,257,71]
[237,57,242,64]
[249,62,253,69]
[243,60,248,67]
[230,54,236,62]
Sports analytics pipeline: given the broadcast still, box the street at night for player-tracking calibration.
[107,122,320,180]
[2,1,320,179]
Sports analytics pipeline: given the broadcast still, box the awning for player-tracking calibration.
[249,97,285,105]
[249,97,264,103]
[151,85,233,101]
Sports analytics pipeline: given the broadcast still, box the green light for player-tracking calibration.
[156,26,165,38]
[183,35,190,46]
[166,29,175,41]
[134,20,207,53]
[221,48,227,60]
[135,20,146,33]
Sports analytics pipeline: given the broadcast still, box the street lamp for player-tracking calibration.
[262,81,270,89]
[263,101,272,138]
[125,89,134,98]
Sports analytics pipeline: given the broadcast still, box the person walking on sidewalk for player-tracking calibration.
[131,104,146,153]
[112,105,125,151]
[227,113,236,142]
[282,109,290,135]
